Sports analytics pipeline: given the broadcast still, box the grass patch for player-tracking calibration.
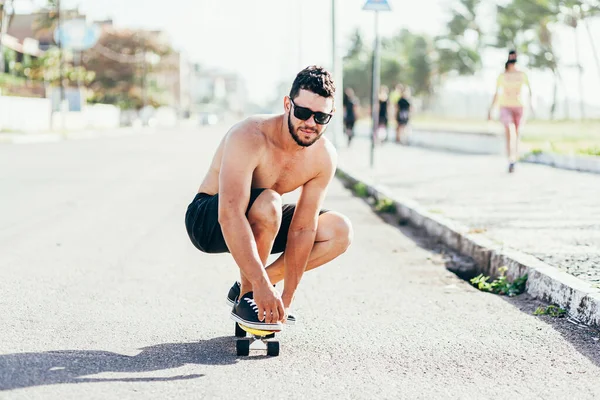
[577,146,600,157]
[352,182,369,198]
[470,266,527,297]
[375,198,396,213]
[534,305,567,318]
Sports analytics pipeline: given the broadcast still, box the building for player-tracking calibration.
[189,64,248,117]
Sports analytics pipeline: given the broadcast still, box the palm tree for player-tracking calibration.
[435,0,485,76]
[496,0,561,118]
[557,0,600,119]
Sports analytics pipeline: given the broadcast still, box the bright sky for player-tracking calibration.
[15,0,600,108]
[18,0,448,103]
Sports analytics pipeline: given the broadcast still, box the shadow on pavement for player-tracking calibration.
[0,336,237,391]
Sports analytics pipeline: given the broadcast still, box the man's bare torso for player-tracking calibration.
[198,115,333,196]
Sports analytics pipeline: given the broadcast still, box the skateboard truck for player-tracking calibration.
[235,323,280,356]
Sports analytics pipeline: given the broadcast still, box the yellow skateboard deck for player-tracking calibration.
[239,324,280,337]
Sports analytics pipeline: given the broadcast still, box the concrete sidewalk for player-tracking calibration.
[337,137,600,325]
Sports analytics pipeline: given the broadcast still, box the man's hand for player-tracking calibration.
[253,281,285,324]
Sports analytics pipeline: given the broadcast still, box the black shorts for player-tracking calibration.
[185,188,328,254]
[344,117,355,130]
[397,110,409,126]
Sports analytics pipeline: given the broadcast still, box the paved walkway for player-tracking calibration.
[337,137,600,286]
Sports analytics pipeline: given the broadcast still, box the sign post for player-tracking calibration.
[53,18,100,129]
[362,0,391,167]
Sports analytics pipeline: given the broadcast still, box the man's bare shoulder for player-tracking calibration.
[314,136,338,173]
[225,116,271,149]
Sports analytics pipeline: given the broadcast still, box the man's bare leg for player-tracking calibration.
[264,212,353,286]
[239,189,282,296]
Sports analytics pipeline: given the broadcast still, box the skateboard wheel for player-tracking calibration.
[235,323,246,338]
[266,341,279,357]
[236,339,250,356]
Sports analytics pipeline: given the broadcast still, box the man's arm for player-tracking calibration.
[281,147,337,309]
[218,125,284,323]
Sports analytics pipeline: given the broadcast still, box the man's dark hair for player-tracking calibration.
[289,65,336,100]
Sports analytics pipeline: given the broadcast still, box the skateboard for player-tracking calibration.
[234,322,280,356]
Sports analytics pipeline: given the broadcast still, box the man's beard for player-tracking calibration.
[288,114,323,147]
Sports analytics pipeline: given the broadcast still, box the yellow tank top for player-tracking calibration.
[496,71,529,107]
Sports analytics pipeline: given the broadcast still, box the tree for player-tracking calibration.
[342,29,436,108]
[344,28,366,62]
[0,0,15,73]
[496,0,562,118]
[342,29,372,106]
[386,31,435,97]
[555,0,600,119]
[496,0,600,119]
[84,28,172,109]
[435,0,485,76]
[26,47,94,86]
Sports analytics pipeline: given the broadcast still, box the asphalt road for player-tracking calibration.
[1,125,599,399]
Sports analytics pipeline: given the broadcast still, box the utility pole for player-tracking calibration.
[362,0,391,167]
[57,0,66,129]
[369,11,380,167]
[0,0,15,78]
[331,0,342,149]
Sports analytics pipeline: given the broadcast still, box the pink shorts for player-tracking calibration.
[500,107,523,128]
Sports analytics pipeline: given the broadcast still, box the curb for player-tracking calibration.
[336,166,600,327]
[522,152,600,175]
[409,127,600,175]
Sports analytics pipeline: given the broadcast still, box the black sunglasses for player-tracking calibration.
[290,98,333,125]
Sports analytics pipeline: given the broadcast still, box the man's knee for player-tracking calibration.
[248,189,282,231]
[324,212,353,252]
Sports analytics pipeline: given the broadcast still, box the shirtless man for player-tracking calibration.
[185,66,353,331]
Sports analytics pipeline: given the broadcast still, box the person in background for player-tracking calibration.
[389,84,403,112]
[343,87,358,146]
[488,50,533,173]
[378,85,389,142]
[395,87,411,144]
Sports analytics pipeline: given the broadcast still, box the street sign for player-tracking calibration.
[54,19,100,51]
[362,0,391,11]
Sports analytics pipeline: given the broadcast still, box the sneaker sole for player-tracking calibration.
[230,313,282,332]
[226,298,235,308]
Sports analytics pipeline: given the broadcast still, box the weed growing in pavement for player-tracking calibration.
[375,198,396,213]
[353,183,369,198]
[534,305,567,318]
[470,266,527,297]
